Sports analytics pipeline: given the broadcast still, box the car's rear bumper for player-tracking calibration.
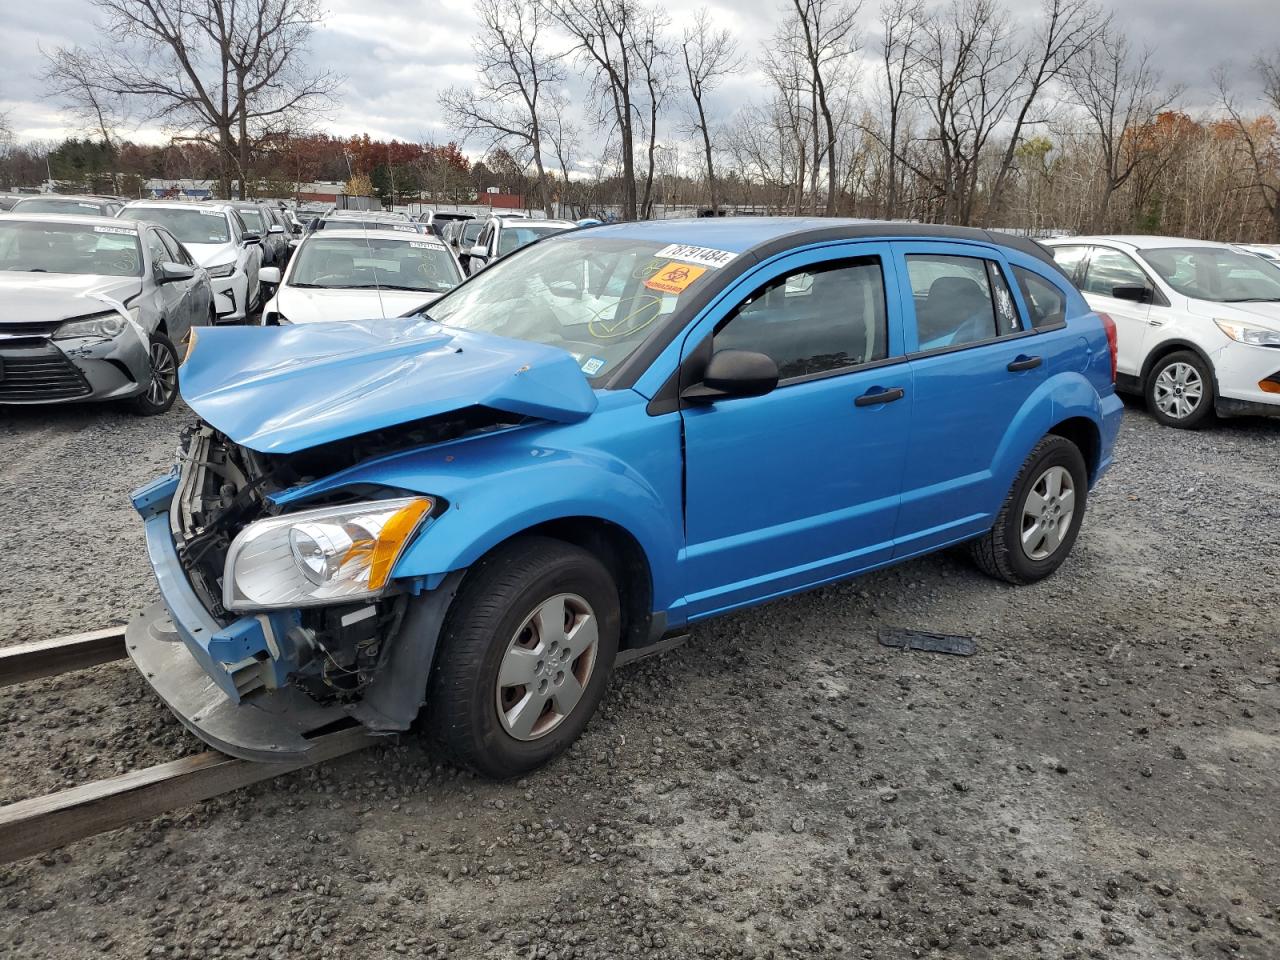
[1093,390,1125,483]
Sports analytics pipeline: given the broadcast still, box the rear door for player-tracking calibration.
[1078,246,1157,378]
[891,241,1052,556]
[679,243,913,618]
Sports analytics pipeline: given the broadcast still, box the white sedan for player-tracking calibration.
[260,229,463,325]
[1043,235,1280,427]
[119,201,263,322]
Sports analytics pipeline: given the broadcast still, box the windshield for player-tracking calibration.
[1141,247,1280,303]
[497,224,569,257]
[423,236,727,379]
[290,236,462,292]
[0,220,141,277]
[119,207,231,245]
[12,197,106,214]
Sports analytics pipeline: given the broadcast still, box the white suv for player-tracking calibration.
[1043,236,1280,428]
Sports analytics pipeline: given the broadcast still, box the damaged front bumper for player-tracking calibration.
[128,470,462,761]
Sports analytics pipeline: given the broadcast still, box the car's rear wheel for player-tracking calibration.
[970,435,1088,585]
[1146,350,1214,429]
[426,536,619,778]
[129,333,179,416]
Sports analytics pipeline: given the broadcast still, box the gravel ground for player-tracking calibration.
[1,397,1278,960]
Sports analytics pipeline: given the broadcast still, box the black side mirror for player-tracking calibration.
[682,349,779,402]
[156,261,194,284]
[242,232,261,245]
[1111,283,1149,303]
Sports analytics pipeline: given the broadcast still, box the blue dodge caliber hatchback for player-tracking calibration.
[129,219,1123,777]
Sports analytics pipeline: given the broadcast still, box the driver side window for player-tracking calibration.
[145,230,170,277]
[714,257,888,382]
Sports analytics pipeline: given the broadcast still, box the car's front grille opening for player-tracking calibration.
[0,348,92,401]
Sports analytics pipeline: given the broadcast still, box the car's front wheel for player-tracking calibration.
[129,333,179,416]
[426,536,620,778]
[970,435,1088,585]
[1146,350,1214,428]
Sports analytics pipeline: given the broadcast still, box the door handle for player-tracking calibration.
[855,386,905,407]
[1007,355,1042,372]
[1147,317,1165,326]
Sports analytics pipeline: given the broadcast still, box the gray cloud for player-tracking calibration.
[2,0,1275,147]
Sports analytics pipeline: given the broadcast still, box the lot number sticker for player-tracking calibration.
[653,243,737,269]
[93,225,134,235]
[644,261,707,294]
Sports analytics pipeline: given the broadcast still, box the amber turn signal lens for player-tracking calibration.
[367,498,433,590]
[1259,378,1280,395]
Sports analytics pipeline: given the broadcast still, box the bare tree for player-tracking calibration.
[1069,30,1179,230]
[1219,54,1280,239]
[633,8,671,219]
[986,0,1105,222]
[876,0,923,219]
[41,47,130,192]
[45,0,337,198]
[440,0,564,217]
[680,8,741,213]
[542,0,644,219]
[913,0,1021,223]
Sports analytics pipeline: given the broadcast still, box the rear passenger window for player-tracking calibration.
[1013,266,1067,328]
[715,257,888,381]
[906,254,1015,350]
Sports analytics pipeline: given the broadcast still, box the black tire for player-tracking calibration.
[970,435,1088,585]
[1145,349,1215,429]
[129,332,180,416]
[426,536,620,778]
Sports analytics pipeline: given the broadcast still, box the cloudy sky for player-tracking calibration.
[2,0,1274,150]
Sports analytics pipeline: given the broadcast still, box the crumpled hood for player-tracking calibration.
[0,273,142,326]
[179,318,598,453]
[274,286,443,323]
[1186,297,1280,330]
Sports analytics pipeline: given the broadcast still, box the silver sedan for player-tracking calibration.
[0,212,214,414]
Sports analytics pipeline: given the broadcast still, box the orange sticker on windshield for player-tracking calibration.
[644,261,707,294]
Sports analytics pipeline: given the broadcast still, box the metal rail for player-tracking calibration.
[0,626,127,688]
[0,627,375,864]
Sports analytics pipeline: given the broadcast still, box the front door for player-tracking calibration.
[679,244,912,619]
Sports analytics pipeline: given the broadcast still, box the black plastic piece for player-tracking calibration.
[878,628,976,656]
[1007,355,1043,372]
[681,349,779,402]
[854,386,905,407]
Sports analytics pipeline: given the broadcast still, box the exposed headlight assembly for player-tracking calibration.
[53,310,128,340]
[206,260,237,278]
[1214,319,1280,347]
[223,496,433,611]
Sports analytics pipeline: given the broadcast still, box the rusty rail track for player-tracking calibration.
[0,628,374,865]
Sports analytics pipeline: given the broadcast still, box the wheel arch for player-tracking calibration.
[1047,416,1101,482]
[465,516,656,653]
[1140,338,1217,391]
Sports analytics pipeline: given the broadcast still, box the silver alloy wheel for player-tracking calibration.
[495,592,599,741]
[1020,465,1076,561]
[146,340,177,407]
[1152,361,1203,420]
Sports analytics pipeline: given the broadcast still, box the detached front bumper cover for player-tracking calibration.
[127,473,353,761]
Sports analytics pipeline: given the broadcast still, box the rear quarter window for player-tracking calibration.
[1012,266,1069,329]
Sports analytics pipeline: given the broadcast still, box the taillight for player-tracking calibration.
[1098,312,1118,384]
